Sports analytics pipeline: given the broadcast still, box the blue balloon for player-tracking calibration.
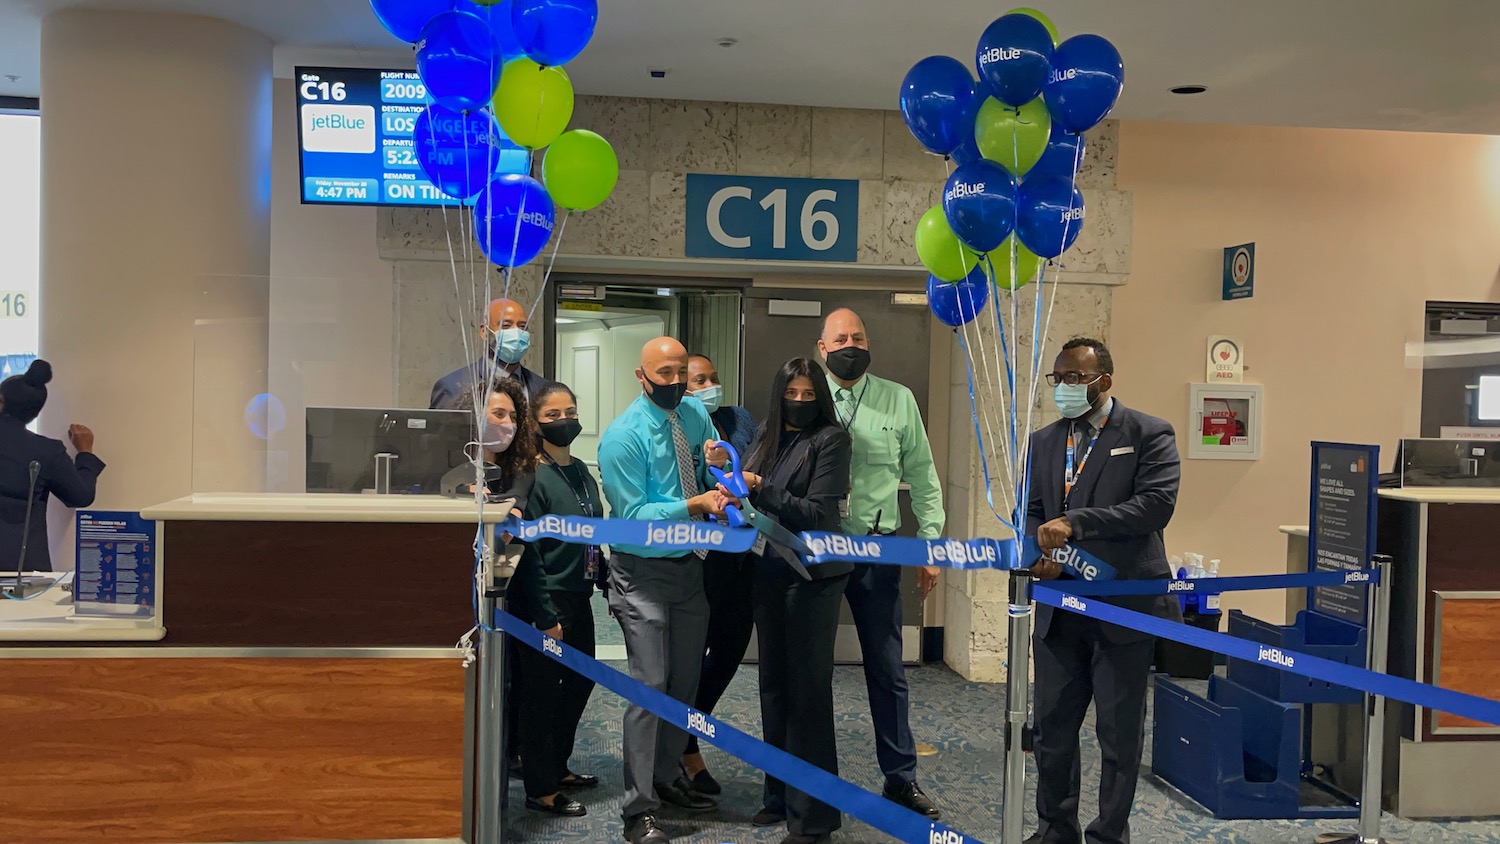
[244,394,286,441]
[414,106,503,199]
[928,266,990,328]
[1031,122,1088,180]
[458,1,524,57]
[474,174,556,267]
[416,11,505,112]
[942,160,1017,253]
[1016,175,1085,259]
[975,14,1054,108]
[1044,35,1125,134]
[511,0,599,66]
[899,56,979,156]
[370,0,457,43]
[949,97,984,166]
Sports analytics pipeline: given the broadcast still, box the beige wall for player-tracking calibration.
[1114,121,1500,623]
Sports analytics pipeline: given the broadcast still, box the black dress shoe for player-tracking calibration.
[559,771,600,789]
[525,794,586,817]
[884,781,940,820]
[681,763,722,796]
[1023,834,1044,844]
[780,834,831,844]
[752,807,787,827]
[623,812,670,844]
[655,776,717,812]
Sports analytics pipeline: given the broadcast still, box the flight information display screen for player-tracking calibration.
[295,65,524,207]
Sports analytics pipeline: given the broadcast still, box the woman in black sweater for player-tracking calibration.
[512,382,602,817]
[732,357,852,844]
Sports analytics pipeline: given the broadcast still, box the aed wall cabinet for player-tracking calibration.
[1189,383,1263,461]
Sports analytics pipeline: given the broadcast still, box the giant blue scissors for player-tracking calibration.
[709,441,813,581]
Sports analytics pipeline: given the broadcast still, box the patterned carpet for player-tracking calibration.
[502,662,1500,844]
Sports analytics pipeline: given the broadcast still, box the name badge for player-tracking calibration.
[751,534,768,556]
[838,497,850,519]
[1109,446,1135,456]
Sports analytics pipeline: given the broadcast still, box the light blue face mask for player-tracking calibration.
[493,327,531,365]
[693,385,723,413]
[1053,382,1096,419]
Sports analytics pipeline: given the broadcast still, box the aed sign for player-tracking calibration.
[1222,243,1254,301]
[686,174,858,263]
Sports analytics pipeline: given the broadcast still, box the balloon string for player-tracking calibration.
[527,211,571,320]
[958,329,1018,530]
[961,278,1012,514]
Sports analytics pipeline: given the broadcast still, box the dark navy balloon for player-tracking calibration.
[459,0,524,58]
[416,11,505,112]
[1016,175,1085,259]
[1030,122,1088,180]
[474,174,556,267]
[899,56,979,156]
[414,106,501,199]
[975,13,1055,108]
[949,96,984,166]
[370,0,456,43]
[942,160,1017,253]
[928,266,990,327]
[510,0,599,66]
[1043,34,1125,134]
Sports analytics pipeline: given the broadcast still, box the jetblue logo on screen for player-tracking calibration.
[645,523,725,549]
[1258,647,1295,668]
[302,104,376,154]
[687,710,716,738]
[1061,595,1088,612]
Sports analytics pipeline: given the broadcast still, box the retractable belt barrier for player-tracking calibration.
[492,608,984,844]
[1034,583,1500,728]
[1048,567,1380,597]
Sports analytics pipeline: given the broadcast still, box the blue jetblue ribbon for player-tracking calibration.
[1050,568,1380,597]
[492,608,985,844]
[499,513,1118,578]
[1034,584,1500,727]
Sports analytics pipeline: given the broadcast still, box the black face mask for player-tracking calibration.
[539,418,583,448]
[782,399,822,430]
[643,373,688,411]
[825,347,871,381]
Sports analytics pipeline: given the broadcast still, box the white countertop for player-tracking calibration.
[140,493,515,524]
[1279,525,1310,538]
[1377,487,1500,504]
[0,574,165,642]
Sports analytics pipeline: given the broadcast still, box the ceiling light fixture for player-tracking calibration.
[648,68,668,79]
[1170,85,1208,95]
[716,38,738,48]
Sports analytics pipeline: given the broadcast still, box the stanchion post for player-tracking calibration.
[1357,554,1394,844]
[473,539,517,844]
[1003,569,1035,844]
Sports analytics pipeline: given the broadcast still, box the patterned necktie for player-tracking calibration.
[835,388,854,428]
[668,410,707,559]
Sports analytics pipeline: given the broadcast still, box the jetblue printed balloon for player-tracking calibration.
[1016,175,1085,259]
[942,159,1018,253]
[473,174,556,267]
[1030,122,1088,181]
[899,56,980,156]
[928,265,990,327]
[1043,34,1125,134]
[975,13,1054,108]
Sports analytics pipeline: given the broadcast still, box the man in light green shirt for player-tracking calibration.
[818,307,945,819]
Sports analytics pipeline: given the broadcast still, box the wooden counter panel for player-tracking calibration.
[1421,504,1500,592]
[0,657,464,844]
[162,520,477,647]
[1434,599,1500,732]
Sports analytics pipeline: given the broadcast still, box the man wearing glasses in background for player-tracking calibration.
[1024,337,1181,844]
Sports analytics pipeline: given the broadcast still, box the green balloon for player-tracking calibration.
[987,235,1045,291]
[975,96,1051,177]
[494,58,575,150]
[1008,7,1060,45]
[543,130,620,212]
[915,205,981,282]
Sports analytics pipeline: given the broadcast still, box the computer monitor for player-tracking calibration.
[1399,438,1500,487]
[305,407,472,495]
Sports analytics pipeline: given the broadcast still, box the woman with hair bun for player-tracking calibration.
[0,360,105,572]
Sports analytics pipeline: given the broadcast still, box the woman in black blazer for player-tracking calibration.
[732,357,851,844]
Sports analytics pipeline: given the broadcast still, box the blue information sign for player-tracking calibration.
[1307,442,1379,624]
[74,510,156,617]
[685,174,859,263]
[1222,242,1255,301]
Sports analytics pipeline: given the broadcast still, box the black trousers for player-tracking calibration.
[516,590,597,799]
[843,562,918,788]
[754,569,848,836]
[684,549,755,756]
[1033,610,1155,844]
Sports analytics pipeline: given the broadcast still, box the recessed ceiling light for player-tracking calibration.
[715,37,738,48]
[648,68,668,79]
[1170,85,1208,95]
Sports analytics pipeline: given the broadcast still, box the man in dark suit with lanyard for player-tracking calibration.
[1024,337,1181,844]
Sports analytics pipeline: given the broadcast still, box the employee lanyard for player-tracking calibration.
[543,454,595,518]
[837,381,870,430]
[1063,413,1110,503]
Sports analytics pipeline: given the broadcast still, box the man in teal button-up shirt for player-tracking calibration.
[598,337,733,844]
[818,307,946,821]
